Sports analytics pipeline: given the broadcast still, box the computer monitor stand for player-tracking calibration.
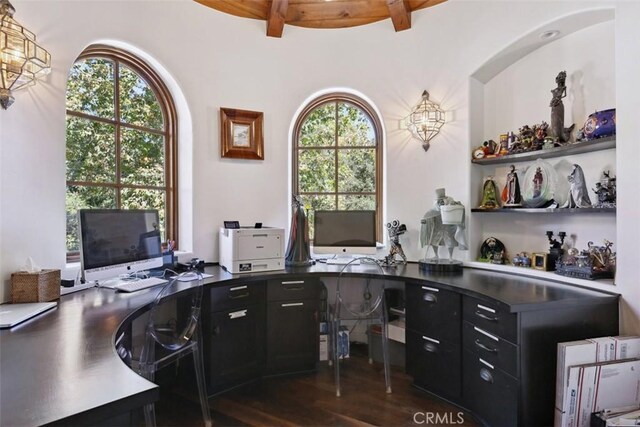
[325,254,360,265]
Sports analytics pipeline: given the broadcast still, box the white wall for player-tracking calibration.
[1,0,637,333]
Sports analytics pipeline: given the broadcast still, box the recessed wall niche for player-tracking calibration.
[467,9,616,286]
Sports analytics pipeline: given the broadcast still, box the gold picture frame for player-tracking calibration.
[532,253,548,270]
[220,107,264,160]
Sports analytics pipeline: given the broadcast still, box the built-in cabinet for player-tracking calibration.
[406,282,461,401]
[405,281,619,426]
[266,278,320,375]
[203,281,265,394]
[203,277,320,394]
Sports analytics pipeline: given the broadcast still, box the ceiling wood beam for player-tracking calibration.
[267,0,289,38]
[386,0,411,32]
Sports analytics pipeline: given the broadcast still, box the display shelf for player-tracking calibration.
[471,207,616,214]
[464,262,615,289]
[471,136,616,165]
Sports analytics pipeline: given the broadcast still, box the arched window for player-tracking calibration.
[293,93,383,241]
[65,45,177,259]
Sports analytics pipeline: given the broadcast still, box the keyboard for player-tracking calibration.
[115,277,168,293]
[325,258,360,265]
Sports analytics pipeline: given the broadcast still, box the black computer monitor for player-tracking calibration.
[313,210,377,255]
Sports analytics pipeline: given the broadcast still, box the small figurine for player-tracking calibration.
[532,122,549,150]
[533,167,544,198]
[561,164,592,208]
[546,231,566,271]
[501,165,522,207]
[479,237,506,263]
[555,240,615,280]
[380,220,407,266]
[478,176,500,209]
[512,252,531,267]
[549,71,575,143]
[592,170,616,208]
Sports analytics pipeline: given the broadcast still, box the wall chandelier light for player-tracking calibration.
[404,90,445,151]
[0,0,51,109]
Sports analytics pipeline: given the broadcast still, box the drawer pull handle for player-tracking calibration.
[282,280,305,285]
[474,326,499,342]
[421,286,439,292]
[475,339,498,353]
[229,309,247,319]
[421,336,440,344]
[423,293,438,303]
[475,310,498,322]
[282,284,304,291]
[424,342,438,353]
[480,368,494,383]
[282,302,304,307]
[230,285,248,291]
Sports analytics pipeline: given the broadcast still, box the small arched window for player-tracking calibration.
[65,45,177,259]
[293,93,383,241]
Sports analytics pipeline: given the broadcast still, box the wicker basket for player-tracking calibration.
[11,269,61,303]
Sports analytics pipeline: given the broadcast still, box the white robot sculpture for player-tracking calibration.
[419,188,468,272]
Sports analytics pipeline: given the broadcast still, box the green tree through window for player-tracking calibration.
[293,93,383,240]
[65,45,177,260]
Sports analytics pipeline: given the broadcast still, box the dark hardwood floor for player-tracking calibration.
[155,345,479,427]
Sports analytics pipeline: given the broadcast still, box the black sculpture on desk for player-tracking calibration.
[546,231,566,271]
[380,220,407,267]
[285,196,313,267]
[549,71,575,143]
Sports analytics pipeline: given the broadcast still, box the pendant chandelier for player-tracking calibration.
[1,0,51,109]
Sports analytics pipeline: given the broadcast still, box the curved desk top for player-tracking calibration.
[0,264,618,426]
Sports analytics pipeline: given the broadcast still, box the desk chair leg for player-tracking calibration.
[192,339,212,427]
[143,403,157,427]
[334,319,341,397]
[381,309,392,394]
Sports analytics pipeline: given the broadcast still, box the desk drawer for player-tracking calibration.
[406,283,460,342]
[462,321,518,378]
[463,349,518,427]
[406,330,461,400]
[210,281,265,312]
[463,296,517,344]
[267,278,319,302]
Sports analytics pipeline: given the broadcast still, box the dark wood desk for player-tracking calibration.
[0,264,619,426]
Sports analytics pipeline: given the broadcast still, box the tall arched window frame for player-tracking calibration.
[65,45,178,260]
[293,93,383,241]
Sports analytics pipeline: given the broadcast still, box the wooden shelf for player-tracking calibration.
[464,261,615,289]
[471,136,615,165]
[471,207,616,214]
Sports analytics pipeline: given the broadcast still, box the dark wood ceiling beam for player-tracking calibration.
[386,0,412,32]
[267,0,289,38]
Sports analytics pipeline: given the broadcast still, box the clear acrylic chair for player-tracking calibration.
[332,257,391,397]
[137,271,212,427]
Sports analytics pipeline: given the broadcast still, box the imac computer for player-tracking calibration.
[313,210,377,263]
[79,209,163,284]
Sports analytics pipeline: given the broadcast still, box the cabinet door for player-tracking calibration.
[266,300,318,375]
[207,305,264,393]
[406,330,461,400]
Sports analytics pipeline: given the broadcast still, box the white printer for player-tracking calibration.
[219,226,285,273]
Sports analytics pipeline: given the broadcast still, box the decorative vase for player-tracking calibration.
[284,197,313,267]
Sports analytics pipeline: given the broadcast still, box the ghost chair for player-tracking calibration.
[136,271,212,427]
[331,257,391,397]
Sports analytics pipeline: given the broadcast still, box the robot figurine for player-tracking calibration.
[380,220,407,266]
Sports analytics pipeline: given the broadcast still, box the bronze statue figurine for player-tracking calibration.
[549,71,575,143]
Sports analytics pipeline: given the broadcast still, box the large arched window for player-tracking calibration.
[293,93,383,241]
[65,45,177,259]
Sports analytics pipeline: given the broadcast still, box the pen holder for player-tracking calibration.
[11,269,61,303]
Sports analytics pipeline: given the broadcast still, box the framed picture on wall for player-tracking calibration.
[220,107,264,160]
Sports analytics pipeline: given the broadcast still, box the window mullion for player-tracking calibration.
[334,101,339,210]
[114,59,122,208]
